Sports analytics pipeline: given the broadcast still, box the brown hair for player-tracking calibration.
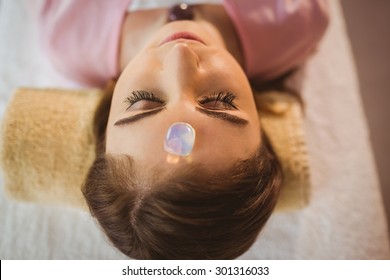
[82,81,283,259]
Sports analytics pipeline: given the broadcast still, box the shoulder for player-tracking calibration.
[36,0,132,86]
[222,0,329,81]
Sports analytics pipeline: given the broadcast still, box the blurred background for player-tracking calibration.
[340,0,390,236]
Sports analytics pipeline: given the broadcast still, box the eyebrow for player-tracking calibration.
[114,108,165,126]
[195,107,248,126]
[114,107,248,126]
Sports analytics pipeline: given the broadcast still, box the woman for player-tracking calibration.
[37,0,328,259]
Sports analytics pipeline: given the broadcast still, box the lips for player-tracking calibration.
[159,32,206,46]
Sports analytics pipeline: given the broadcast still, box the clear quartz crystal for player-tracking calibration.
[164,122,196,156]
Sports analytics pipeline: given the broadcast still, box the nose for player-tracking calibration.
[163,43,200,88]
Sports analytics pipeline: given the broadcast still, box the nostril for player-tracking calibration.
[171,43,200,66]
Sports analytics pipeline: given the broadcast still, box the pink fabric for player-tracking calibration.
[223,0,329,81]
[37,0,132,87]
[36,0,328,87]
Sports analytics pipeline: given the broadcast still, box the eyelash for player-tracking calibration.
[125,90,165,109]
[198,91,238,109]
[125,90,237,109]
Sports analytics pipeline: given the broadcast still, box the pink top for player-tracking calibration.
[36,0,329,87]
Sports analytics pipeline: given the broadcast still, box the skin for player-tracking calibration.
[106,5,261,174]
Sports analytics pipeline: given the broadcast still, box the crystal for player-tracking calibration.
[164,122,195,156]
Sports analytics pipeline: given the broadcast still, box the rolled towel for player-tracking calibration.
[0,88,102,209]
[0,88,310,211]
[255,91,310,211]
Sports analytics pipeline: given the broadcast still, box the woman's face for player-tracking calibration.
[106,21,261,172]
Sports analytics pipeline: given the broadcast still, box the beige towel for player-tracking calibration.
[0,88,102,209]
[0,88,310,211]
[255,91,310,210]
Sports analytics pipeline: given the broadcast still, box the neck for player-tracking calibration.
[195,5,243,66]
[119,5,244,71]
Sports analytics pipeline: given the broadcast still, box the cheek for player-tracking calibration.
[202,52,251,92]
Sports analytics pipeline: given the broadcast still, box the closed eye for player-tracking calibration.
[123,90,238,111]
[198,91,238,110]
[125,90,165,110]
